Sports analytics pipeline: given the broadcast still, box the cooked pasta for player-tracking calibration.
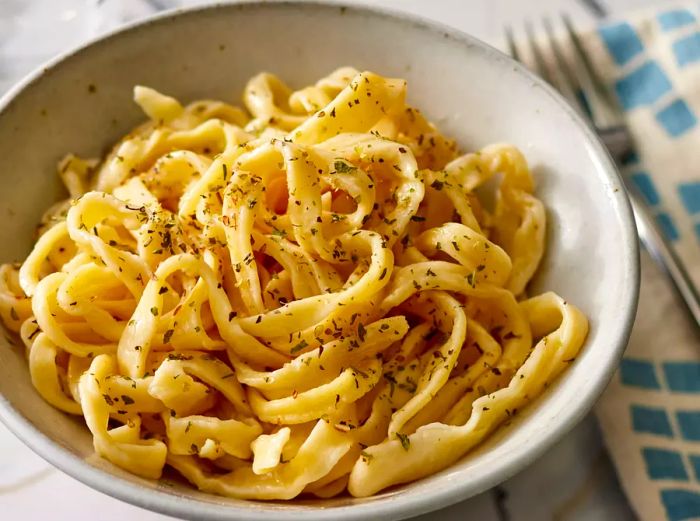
[0,68,589,499]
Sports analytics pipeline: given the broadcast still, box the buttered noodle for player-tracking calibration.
[0,68,588,499]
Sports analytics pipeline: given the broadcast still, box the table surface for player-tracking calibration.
[0,0,661,519]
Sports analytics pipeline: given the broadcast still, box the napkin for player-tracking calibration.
[573,5,700,521]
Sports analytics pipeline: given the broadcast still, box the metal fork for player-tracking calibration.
[506,15,700,329]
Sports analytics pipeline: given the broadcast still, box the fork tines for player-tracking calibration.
[506,15,622,128]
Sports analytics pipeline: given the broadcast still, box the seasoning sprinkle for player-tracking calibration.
[396,433,410,451]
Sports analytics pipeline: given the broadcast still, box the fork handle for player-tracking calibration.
[629,194,700,327]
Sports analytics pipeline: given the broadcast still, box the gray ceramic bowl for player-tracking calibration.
[0,2,639,520]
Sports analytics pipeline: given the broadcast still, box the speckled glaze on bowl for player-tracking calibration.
[0,2,639,520]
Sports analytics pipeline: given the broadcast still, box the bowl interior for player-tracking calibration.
[0,3,638,520]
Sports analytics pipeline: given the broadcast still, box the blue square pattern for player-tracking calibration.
[674,32,700,67]
[615,61,673,110]
[631,172,661,206]
[643,447,689,480]
[664,362,700,392]
[677,411,700,441]
[678,182,700,214]
[620,358,661,389]
[631,405,674,437]
[661,489,700,521]
[656,212,681,241]
[690,455,700,482]
[658,9,697,31]
[656,98,698,137]
[599,22,645,65]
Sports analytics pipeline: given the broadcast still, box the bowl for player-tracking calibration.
[0,2,639,520]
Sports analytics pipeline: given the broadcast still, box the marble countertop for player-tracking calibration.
[0,0,659,519]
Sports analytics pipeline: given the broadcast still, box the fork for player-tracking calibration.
[505,15,700,329]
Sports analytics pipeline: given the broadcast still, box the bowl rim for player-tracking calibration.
[0,1,640,520]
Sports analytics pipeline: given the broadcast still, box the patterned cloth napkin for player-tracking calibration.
[570,5,700,520]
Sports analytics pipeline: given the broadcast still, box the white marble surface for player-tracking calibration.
[0,0,662,519]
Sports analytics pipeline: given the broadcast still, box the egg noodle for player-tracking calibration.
[0,68,588,499]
